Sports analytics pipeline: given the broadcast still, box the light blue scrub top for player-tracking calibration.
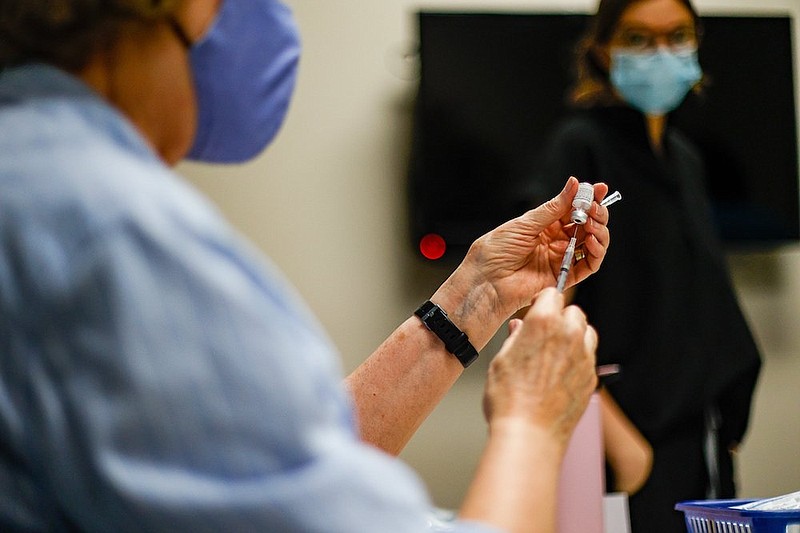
[0,64,498,533]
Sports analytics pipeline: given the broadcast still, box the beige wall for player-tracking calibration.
[179,0,800,509]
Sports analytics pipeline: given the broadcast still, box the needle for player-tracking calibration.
[556,190,621,292]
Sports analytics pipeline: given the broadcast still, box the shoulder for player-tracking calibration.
[0,86,231,311]
[541,107,639,165]
[537,108,624,171]
[1,104,215,245]
[547,108,611,144]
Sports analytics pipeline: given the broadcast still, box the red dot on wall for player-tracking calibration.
[419,233,447,260]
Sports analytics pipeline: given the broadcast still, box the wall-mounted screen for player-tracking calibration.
[408,12,799,261]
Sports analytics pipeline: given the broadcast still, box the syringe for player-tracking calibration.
[556,229,579,293]
[556,188,622,293]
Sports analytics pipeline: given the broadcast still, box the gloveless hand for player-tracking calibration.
[482,288,598,446]
[433,177,610,331]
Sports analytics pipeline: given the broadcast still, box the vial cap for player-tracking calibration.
[571,210,589,224]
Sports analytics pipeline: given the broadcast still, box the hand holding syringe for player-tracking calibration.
[556,185,622,292]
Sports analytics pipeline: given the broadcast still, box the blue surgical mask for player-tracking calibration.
[610,47,702,116]
[184,0,301,163]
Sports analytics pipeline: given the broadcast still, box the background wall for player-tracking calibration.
[179,0,800,509]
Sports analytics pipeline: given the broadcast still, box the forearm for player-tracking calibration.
[346,271,508,455]
[345,316,463,454]
[460,419,565,533]
[598,389,652,494]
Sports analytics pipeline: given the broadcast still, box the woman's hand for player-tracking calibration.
[431,177,610,345]
[483,288,599,443]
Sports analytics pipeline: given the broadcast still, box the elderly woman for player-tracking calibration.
[0,1,612,532]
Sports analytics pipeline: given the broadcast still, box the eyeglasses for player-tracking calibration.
[611,26,698,52]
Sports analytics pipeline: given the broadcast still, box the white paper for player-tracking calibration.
[732,490,800,511]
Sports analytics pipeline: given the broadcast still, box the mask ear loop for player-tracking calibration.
[168,18,193,49]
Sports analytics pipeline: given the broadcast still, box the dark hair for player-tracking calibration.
[0,0,181,71]
[569,0,703,107]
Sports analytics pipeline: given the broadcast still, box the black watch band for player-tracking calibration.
[414,300,479,368]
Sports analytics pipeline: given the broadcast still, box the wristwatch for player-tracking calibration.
[414,300,479,368]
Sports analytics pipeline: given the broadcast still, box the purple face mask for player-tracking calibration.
[184,0,301,164]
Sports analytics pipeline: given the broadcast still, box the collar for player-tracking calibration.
[0,63,96,101]
[0,63,159,162]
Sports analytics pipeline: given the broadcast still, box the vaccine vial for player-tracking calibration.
[571,182,594,225]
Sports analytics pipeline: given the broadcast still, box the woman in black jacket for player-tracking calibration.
[534,0,762,531]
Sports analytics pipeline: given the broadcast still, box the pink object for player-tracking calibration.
[557,393,605,533]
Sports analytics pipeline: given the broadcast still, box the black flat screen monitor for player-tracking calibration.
[408,12,799,261]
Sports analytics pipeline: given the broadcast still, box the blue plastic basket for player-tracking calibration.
[676,499,800,533]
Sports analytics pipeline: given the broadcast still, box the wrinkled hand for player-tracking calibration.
[482,288,598,445]
[459,177,610,318]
